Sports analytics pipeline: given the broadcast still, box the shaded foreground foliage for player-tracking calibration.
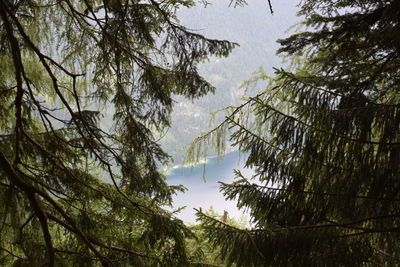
[193,0,400,266]
[0,0,236,266]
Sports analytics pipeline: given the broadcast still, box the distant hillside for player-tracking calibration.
[160,0,300,165]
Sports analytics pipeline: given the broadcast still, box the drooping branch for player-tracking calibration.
[0,245,27,261]
[0,152,55,266]
[0,0,24,166]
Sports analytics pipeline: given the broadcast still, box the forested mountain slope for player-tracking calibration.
[161,0,299,164]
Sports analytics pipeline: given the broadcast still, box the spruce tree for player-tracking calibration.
[194,0,400,265]
[0,0,235,266]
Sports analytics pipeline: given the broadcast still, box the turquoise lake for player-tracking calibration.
[166,151,253,223]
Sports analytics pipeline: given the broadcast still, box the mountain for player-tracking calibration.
[160,0,300,165]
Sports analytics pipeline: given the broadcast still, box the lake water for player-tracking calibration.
[166,151,253,223]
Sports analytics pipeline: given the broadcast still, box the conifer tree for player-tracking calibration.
[0,0,235,266]
[194,0,400,265]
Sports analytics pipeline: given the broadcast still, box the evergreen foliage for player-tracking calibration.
[186,207,248,267]
[0,0,235,266]
[193,0,400,265]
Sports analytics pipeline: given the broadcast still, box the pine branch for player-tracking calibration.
[0,245,27,261]
[233,180,400,202]
[0,1,24,166]
[251,95,400,146]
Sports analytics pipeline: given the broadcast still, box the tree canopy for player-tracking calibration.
[194,0,400,266]
[0,0,236,266]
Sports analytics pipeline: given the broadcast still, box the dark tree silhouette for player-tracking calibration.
[194,0,400,265]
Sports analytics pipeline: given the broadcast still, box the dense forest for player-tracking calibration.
[0,0,399,266]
